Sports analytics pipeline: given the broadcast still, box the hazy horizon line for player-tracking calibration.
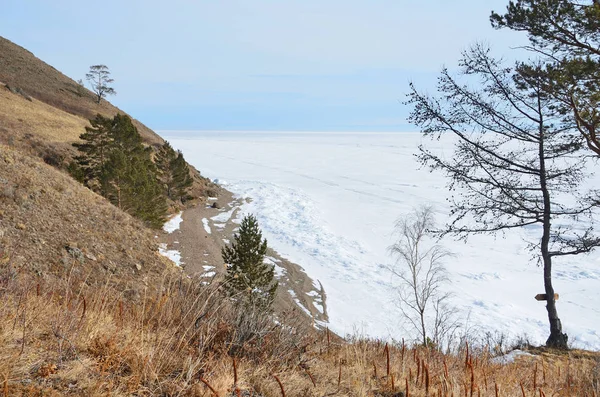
[159,129,420,135]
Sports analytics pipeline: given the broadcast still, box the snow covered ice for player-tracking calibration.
[165,131,600,349]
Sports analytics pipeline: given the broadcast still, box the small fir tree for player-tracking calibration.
[222,214,278,309]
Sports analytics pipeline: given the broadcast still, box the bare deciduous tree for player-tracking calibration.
[86,65,116,104]
[408,44,600,349]
[389,206,457,348]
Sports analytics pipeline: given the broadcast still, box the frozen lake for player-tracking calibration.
[165,131,600,349]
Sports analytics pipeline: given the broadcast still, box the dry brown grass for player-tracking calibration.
[0,124,598,397]
[0,36,163,146]
[1,259,598,397]
[0,145,174,292]
[0,84,88,144]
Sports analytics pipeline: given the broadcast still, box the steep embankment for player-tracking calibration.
[0,36,201,297]
[0,144,175,293]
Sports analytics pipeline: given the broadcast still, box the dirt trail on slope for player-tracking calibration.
[158,186,329,326]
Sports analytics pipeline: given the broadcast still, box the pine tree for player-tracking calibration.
[171,151,193,202]
[86,65,116,103]
[222,214,277,309]
[155,142,177,198]
[73,113,168,228]
[99,115,167,228]
[72,114,113,189]
[491,1,600,156]
[156,141,193,202]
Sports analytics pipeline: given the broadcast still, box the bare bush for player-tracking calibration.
[389,206,459,349]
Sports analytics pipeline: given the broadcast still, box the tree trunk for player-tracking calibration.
[540,220,567,348]
[543,256,567,348]
[538,112,568,349]
[420,309,427,346]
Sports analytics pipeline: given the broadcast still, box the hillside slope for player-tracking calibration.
[0,36,162,146]
[0,144,174,293]
[0,35,211,201]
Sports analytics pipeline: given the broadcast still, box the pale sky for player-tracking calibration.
[2,1,526,131]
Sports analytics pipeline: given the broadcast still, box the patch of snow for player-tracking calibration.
[158,243,182,267]
[273,265,286,278]
[163,212,183,233]
[288,289,313,317]
[222,238,230,244]
[491,350,535,364]
[211,208,236,223]
[208,197,218,201]
[264,257,286,278]
[202,218,212,234]
[213,222,226,229]
[202,271,216,278]
[203,265,215,271]
[313,303,325,315]
[306,291,325,314]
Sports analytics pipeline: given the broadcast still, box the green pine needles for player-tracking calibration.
[155,142,193,203]
[71,114,171,228]
[222,214,278,310]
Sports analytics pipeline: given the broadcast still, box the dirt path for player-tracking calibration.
[159,186,329,325]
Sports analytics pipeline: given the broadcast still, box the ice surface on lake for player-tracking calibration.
[167,131,600,349]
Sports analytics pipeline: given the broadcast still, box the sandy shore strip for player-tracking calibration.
[158,185,329,326]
